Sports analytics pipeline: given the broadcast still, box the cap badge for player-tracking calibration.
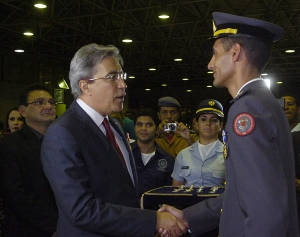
[213,20,217,33]
[208,101,215,106]
[233,113,255,136]
[214,28,238,37]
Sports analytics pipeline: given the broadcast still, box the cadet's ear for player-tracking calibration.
[232,43,242,61]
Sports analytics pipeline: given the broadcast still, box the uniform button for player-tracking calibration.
[220,208,222,213]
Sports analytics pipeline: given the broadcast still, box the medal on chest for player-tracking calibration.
[222,129,228,159]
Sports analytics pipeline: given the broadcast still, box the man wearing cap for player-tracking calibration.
[155,96,198,158]
[171,99,225,188]
[159,12,299,237]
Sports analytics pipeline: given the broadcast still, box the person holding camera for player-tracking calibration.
[155,96,198,158]
[171,99,225,188]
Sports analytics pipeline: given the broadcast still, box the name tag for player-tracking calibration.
[181,166,189,169]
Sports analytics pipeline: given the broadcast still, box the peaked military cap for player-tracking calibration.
[158,96,181,108]
[195,99,224,118]
[204,12,284,48]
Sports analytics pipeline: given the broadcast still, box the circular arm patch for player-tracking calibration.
[233,113,255,136]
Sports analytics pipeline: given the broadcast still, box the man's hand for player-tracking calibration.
[175,122,195,145]
[157,120,168,135]
[158,204,189,229]
[156,211,187,237]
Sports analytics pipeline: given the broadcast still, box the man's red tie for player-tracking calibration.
[102,118,127,168]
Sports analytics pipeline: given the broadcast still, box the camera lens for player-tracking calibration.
[169,124,176,130]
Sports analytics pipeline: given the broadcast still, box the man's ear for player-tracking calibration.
[232,43,242,61]
[79,80,91,96]
[19,105,27,118]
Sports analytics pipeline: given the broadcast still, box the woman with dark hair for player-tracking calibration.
[5,107,25,133]
[172,99,225,187]
[0,107,24,235]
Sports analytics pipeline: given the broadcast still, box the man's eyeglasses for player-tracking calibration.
[26,98,57,107]
[87,72,127,82]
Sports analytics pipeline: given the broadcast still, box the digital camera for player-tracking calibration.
[164,123,177,132]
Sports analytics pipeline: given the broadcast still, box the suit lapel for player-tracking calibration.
[71,102,136,187]
[108,116,138,187]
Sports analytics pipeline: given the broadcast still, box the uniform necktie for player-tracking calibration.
[102,118,127,168]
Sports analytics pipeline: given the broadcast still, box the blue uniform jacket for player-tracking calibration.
[131,141,174,197]
[183,80,299,237]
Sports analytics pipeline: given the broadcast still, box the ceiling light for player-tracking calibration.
[122,39,132,43]
[277,81,283,84]
[24,32,34,36]
[162,84,167,86]
[261,73,268,76]
[182,78,189,81]
[207,85,212,88]
[128,76,135,79]
[149,68,156,71]
[186,90,192,92]
[207,71,213,74]
[285,50,295,53]
[145,88,151,91]
[158,14,169,19]
[14,49,24,53]
[174,58,182,61]
[34,3,47,8]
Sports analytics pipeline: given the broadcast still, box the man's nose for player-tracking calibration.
[118,79,127,88]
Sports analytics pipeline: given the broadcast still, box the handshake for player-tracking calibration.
[156,204,190,237]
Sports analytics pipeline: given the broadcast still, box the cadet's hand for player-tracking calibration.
[156,211,187,237]
[158,204,189,230]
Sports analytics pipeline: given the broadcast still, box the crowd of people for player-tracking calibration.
[0,11,299,237]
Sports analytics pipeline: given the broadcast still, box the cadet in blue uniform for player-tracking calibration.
[172,99,225,187]
[131,108,174,198]
[158,12,299,237]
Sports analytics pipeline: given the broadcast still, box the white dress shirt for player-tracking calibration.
[76,98,134,184]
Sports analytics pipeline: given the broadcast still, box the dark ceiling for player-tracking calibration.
[1,0,300,113]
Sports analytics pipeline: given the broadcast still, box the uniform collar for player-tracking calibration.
[231,78,267,103]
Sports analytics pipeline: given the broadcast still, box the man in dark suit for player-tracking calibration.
[159,12,299,237]
[0,84,58,236]
[41,44,186,237]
